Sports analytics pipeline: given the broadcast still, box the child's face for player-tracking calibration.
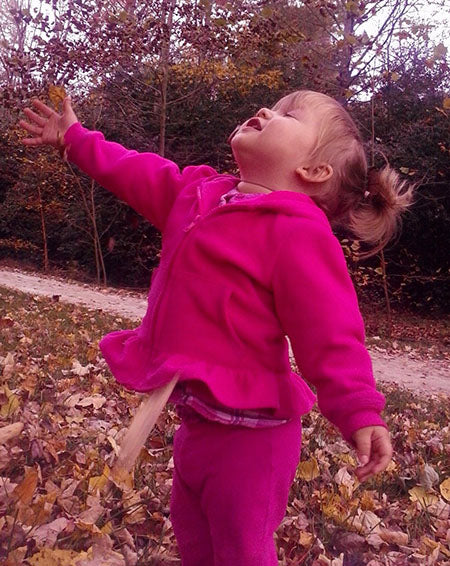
[230,103,321,177]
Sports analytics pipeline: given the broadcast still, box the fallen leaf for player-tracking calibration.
[31,517,71,547]
[409,486,440,507]
[0,385,20,417]
[419,463,440,489]
[0,422,23,445]
[5,545,27,566]
[88,465,111,494]
[77,394,106,409]
[2,352,15,379]
[440,477,450,501]
[13,467,38,505]
[76,534,126,566]
[27,547,88,566]
[299,530,314,546]
[296,457,320,481]
[378,527,409,545]
[72,359,91,376]
[351,509,383,535]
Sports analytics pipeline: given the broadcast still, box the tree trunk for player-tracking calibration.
[336,1,355,103]
[90,180,107,285]
[37,184,49,272]
[158,0,176,157]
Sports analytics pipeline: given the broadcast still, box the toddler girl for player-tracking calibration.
[20,90,413,565]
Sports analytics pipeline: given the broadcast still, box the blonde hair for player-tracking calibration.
[272,90,416,259]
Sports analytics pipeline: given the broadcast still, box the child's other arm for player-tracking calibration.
[20,98,215,231]
[272,220,389,447]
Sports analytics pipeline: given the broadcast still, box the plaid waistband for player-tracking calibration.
[172,386,290,429]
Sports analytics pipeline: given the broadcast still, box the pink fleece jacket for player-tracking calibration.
[64,122,388,444]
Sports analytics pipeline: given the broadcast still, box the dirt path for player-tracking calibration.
[1,267,448,396]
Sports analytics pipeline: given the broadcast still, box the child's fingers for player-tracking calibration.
[31,98,55,117]
[355,450,391,481]
[19,119,42,136]
[22,137,44,146]
[23,107,47,126]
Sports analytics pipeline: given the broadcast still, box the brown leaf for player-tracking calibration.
[0,317,14,329]
[440,477,450,501]
[2,352,15,380]
[48,84,67,110]
[378,528,409,545]
[31,517,71,547]
[13,467,38,505]
[76,534,126,566]
[0,422,23,445]
[27,547,88,566]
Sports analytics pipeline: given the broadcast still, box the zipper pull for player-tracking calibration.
[184,214,201,232]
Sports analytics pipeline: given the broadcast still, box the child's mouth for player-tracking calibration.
[244,118,262,131]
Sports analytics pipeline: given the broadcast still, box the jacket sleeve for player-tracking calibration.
[64,122,216,232]
[272,219,388,445]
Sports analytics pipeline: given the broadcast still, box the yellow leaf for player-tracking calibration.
[296,457,320,481]
[101,520,113,535]
[359,490,376,510]
[27,547,88,566]
[0,385,20,417]
[123,492,147,525]
[409,486,439,507]
[13,467,38,505]
[443,97,450,110]
[423,536,450,559]
[88,463,111,494]
[439,477,450,501]
[391,71,400,82]
[48,85,66,110]
[109,463,134,492]
[76,520,101,534]
[299,530,314,546]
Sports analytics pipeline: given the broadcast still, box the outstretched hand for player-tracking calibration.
[351,425,393,482]
[19,97,78,149]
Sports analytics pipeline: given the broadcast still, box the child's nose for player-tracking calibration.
[256,108,273,119]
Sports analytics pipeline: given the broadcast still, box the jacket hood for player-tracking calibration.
[201,174,331,229]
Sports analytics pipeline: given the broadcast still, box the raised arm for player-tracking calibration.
[20,97,216,231]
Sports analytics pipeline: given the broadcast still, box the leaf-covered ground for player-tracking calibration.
[0,286,449,566]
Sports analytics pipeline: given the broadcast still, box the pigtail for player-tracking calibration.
[348,165,416,259]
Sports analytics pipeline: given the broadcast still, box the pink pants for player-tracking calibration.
[170,410,302,566]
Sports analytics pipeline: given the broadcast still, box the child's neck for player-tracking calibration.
[237,180,277,194]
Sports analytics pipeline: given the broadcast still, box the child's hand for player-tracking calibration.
[351,425,393,482]
[19,97,78,149]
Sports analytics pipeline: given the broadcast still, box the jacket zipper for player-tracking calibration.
[147,200,263,354]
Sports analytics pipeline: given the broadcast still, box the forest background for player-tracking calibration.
[0,0,449,318]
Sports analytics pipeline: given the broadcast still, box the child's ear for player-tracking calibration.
[296,164,333,184]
